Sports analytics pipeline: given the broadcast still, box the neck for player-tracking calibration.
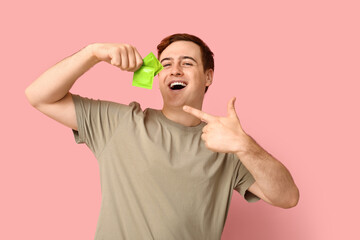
[161,104,203,127]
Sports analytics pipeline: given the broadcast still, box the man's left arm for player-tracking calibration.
[235,135,299,208]
[183,97,299,209]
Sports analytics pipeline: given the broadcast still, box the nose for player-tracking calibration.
[170,63,183,76]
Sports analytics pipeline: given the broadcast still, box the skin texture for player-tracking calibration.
[25,40,299,209]
[158,41,299,208]
[158,41,214,127]
[183,98,299,208]
[25,43,143,131]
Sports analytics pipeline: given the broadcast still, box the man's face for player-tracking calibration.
[158,41,213,109]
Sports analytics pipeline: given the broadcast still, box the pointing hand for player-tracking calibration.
[183,97,252,154]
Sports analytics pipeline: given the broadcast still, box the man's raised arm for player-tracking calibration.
[25,43,143,130]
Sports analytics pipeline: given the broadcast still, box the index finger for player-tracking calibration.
[183,105,216,123]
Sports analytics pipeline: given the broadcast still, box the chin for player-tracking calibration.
[160,88,204,109]
[163,99,186,109]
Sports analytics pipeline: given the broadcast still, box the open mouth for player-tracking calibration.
[169,81,187,90]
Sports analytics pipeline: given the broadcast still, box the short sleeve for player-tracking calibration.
[71,93,133,157]
[233,156,260,203]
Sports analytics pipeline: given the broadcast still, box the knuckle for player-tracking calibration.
[117,45,126,52]
[124,44,133,52]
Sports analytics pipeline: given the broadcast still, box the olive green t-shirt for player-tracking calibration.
[71,94,259,240]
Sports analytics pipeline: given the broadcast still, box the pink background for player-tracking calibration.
[1,0,359,239]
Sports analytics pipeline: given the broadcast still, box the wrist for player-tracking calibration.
[235,134,260,157]
[85,43,102,65]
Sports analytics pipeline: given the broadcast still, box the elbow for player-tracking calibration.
[25,86,39,108]
[269,185,299,209]
[281,187,300,209]
[282,198,299,209]
[25,87,33,105]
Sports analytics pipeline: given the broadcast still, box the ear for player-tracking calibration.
[205,69,214,87]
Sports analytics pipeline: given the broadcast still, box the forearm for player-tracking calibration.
[25,44,99,107]
[236,135,299,207]
[182,98,299,207]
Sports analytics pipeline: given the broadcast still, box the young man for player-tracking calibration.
[25,33,299,240]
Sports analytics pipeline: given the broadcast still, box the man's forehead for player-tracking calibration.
[159,41,201,61]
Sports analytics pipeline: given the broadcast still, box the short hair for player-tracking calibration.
[157,33,214,93]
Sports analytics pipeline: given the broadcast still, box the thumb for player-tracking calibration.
[227,97,238,118]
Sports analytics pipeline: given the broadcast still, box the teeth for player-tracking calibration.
[170,82,187,88]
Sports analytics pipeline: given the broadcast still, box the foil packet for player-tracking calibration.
[132,52,163,89]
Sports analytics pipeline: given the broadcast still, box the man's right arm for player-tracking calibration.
[25,43,143,130]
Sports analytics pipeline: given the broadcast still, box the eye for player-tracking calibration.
[183,62,193,66]
[163,63,171,67]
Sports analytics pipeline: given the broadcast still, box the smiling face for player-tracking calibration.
[158,41,213,110]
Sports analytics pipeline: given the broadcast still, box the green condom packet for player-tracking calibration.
[132,52,163,89]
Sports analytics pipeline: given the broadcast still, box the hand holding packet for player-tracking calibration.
[132,52,163,89]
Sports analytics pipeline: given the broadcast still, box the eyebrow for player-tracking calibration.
[160,56,198,63]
